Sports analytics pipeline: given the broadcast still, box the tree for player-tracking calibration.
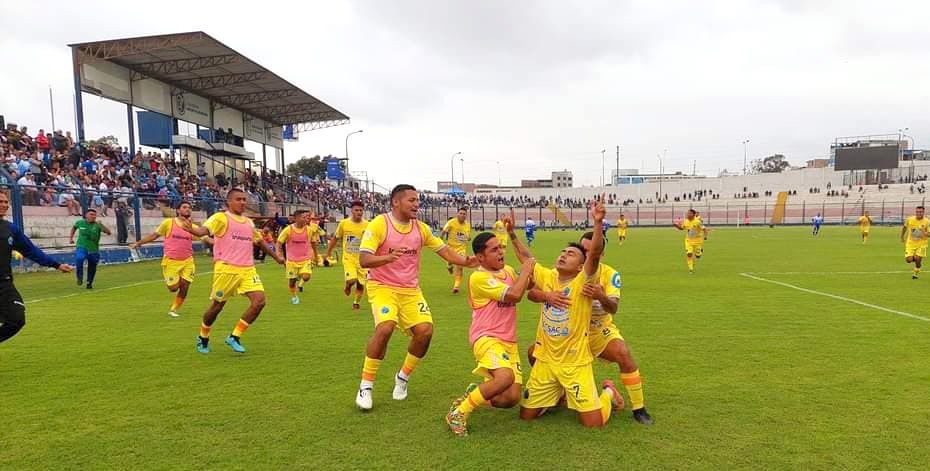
[87,135,120,149]
[286,155,344,180]
[750,154,791,174]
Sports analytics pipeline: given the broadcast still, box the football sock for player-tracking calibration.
[297,278,306,289]
[621,369,645,410]
[170,295,185,312]
[361,356,382,387]
[231,319,250,338]
[289,285,297,295]
[398,352,422,381]
[453,273,462,290]
[599,388,614,423]
[687,257,694,271]
[354,290,363,304]
[199,322,211,339]
[456,387,487,416]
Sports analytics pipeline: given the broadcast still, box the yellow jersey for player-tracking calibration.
[155,218,203,237]
[202,212,261,273]
[904,216,930,246]
[492,220,509,245]
[277,223,320,244]
[334,218,369,261]
[443,218,472,250]
[858,216,871,231]
[590,263,622,329]
[531,263,600,366]
[616,218,628,231]
[681,217,704,242]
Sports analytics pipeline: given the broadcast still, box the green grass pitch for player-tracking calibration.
[3,226,929,469]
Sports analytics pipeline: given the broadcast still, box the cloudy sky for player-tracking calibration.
[2,0,928,191]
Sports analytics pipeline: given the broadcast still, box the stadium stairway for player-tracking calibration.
[547,202,572,227]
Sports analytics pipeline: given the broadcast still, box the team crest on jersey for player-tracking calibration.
[501,352,510,361]
[215,290,224,298]
[380,306,390,315]
[7,236,13,246]
[611,272,622,288]
[487,278,498,288]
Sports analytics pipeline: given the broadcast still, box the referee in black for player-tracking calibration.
[0,191,73,345]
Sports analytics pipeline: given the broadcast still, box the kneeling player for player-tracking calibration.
[513,199,623,428]
[446,231,535,437]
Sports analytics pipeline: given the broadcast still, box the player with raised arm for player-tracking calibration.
[901,206,929,280]
[445,228,535,437]
[514,196,624,428]
[673,209,704,274]
[354,185,477,411]
[440,207,472,294]
[325,201,369,310]
[0,191,73,345]
[180,189,284,354]
[129,201,210,317]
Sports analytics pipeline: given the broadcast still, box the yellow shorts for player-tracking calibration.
[210,267,264,302]
[285,260,313,279]
[522,360,600,412]
[685,240,704,255]
[343,257,369,283]
[905,244,927,258]
[498,238,509,249]
[471,336,523,385]
[367,283,432,331]
[161,257,195,286]
[617,230,627,238]
[588,320,625,358]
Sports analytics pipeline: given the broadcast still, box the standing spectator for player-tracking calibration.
[17,172,38,206]
[35,130,50,164]
[115,201,131,244]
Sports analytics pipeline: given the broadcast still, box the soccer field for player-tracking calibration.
[3,225,929,470]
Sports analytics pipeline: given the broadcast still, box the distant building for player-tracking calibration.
[551,170,573,188]
[437,181,476,193]
[806,159,830,168]
[521,179,552,188]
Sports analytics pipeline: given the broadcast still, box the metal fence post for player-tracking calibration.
[881,199,885,224]
[10,184,24,229]
[841,200,845,224]
[653,203,657,226]
[802,201,806,223]
[725,201,729,225]
[132,195,142,242]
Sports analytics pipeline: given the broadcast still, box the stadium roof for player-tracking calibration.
[69,31,349,128]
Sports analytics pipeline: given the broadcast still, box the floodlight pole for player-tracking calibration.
[71,47,86,142]
[450,151,462,188]
[345,129,363,188]
[742,139,750,175]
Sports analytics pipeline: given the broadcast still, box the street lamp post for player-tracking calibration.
[742,139,750,175]
[657,153,664,202]
[899,128,915,183]
[497,161,501,186]
[345,129,363,187]
[450,151,462,189]
[601,149,606,187]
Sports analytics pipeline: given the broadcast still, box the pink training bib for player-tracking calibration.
[214,212,255,267]
[164,218,194,260]
[285,224,311,262]
[368,214,423,289]
[468,269,518,345]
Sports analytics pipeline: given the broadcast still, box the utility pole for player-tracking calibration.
[616,145,620,186]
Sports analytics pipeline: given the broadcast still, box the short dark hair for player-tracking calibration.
[351,200,364,208]
[566,242,587,261]
[227,188,246,199]
[580,230,608,247]
[918,205,925,210]
[293,209,308,217]
[176,200,191,209]
[85,208,97,215]
[458,207,468,213]
[472,232,496,255]
[391,184,416,201]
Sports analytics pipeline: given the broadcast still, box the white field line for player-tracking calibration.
[27,271,213,305]
[739,272,930,323]
[751,271,910,275]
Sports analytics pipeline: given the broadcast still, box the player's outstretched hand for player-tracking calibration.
[57,264,74,273]
[274,255,285,265]
[520,257,536,273]
[590,194,606,223]
[464,255,480,268]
